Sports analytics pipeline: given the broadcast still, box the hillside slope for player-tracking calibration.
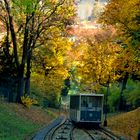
[108,107,140,140]
[0,101,56,140]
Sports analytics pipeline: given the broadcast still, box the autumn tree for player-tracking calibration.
[100,0,140,110]
[68,27,120,93]
[32,27,73,105]
[100,0,140,46]
[99,0,140,70]
[0,0,75,102]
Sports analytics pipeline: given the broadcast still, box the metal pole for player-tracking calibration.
[104,83,109,127]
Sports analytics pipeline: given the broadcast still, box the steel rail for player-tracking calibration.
[70,126,75,140]
[47,118,67,140]
[99,127,121,140]
[83,129,96,140]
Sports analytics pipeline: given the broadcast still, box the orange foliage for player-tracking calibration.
[108,108,140,140]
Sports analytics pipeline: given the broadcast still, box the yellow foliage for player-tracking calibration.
[72,28,121,91]
[100,0,140,47]
[21,95,38,108]
[113,46,140,77]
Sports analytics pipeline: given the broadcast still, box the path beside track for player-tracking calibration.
[32,116,64,140]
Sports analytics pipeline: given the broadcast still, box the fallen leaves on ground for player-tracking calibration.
[108,107,140,140]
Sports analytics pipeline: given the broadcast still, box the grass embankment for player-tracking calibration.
[0,101,59,140]
[108,107,140,140]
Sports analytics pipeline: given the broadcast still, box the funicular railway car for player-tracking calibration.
[69,94,104,126]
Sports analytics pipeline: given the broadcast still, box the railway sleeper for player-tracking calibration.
[56,135,68,140]
[63,126,70,130]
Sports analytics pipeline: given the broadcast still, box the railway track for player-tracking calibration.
[99,127,121,140]
[46,119,74,140]
[33,117,123,140]
[82,127,121,140]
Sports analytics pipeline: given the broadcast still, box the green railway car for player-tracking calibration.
[69,94,104,125]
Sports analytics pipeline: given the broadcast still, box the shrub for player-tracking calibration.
[100,84,120,112]
[124,80,140,109]
[21,95,38,108]
[108,85,120,112]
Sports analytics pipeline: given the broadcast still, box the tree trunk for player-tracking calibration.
[104,82,110,127]
[119,72,129,111]
[4,0,19,69]
[25,51,32,95]
[16,16,29,102]
[8,80,13,102]
[25,76,30,96]
[8,89,13,102]
[16,65,25,103]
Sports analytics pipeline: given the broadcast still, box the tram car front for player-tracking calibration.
[69,94,104,126]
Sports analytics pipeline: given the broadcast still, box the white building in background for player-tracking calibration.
[76,0,107,21]
[77,0,93,20]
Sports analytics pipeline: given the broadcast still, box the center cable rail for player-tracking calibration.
[47,119,74,140]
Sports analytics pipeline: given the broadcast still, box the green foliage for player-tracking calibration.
[30,73,46,105]
[61,78,70,96]
[69,66,81,94]
[100,85,120,112]
[12,0,37,13]
[108,85,120,112]
[124,80,140,109]
[100,80,140,112]
[44,92,60,108]
[30,72,65,108]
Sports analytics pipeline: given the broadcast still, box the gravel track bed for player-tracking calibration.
[32,117,122,140]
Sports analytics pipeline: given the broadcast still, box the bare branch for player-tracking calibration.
[4,0,19,68]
